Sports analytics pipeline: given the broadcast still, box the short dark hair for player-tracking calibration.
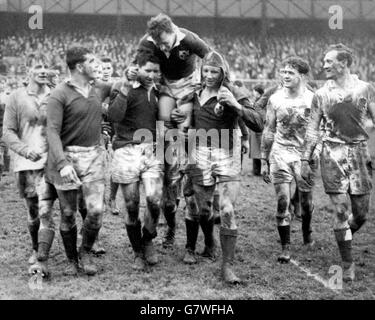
[281,56,310,75]
[101,57,112,64]
[135,52,160,68]
[66,46,92,71]
[325,43,354,67]
[147,13,174,42]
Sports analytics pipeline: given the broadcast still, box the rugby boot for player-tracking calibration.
[278,245,291,263]
[334,228,354,282]
[80,227,99,275]
[91,235,106,255]
[220,227,241,284]
[199,216,217,260]
[60,227,79,276]
[141,227,158,265]
[183,219,199,264]
[132,253,147,271]
[162,206,176,248]
[63,259,79,276]
[343,262,355,282]
[126,222,146,270]
[79,248,98,276]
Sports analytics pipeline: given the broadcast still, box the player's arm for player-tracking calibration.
[366,83,375,127]
[301,94,324,161]
[187,31,211,58]
[260,99,276,161]
[107,84,130,123]
[46,94,69,171]
[2,93,37,160]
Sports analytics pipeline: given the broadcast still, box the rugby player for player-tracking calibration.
[108,53,163,271]
[301,44,375,281]
[260,56,315,263]
[46,46,110,276]
[128,13,211,248]
[2,55,56,276]
[172,51,263,283]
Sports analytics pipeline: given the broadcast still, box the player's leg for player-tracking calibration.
[79,179,105,275]
[18,171,40,265]
[121,182,145,270]
[300,191,314,246]
[329,193,354,281]
[57,189,79,276]
[108,177,120,215]
[217,180,241,284]
[182,174,200,264]
[274,183,292,263]
[177,101,193,133]
[142,175,164,265]
[349,194,370,235]
[29,179,57,278]
[162,151,181,248]
[193,183,216,259]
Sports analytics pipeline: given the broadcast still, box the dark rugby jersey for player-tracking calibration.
[137,28,210,81]
[108,84,159,150]
[191,88,263,151]
[47,81,109,171]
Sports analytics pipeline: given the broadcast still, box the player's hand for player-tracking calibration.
[126,66,138,81]
[102,121,112,136]
[301,160,313,182]
[26,150,42,162]
[218,87,239,110]
[170,108,187,124]
[241,138,249,154]
[60,165,80,185]
[261,159,271,184]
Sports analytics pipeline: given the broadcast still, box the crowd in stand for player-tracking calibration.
[1,30,375,94]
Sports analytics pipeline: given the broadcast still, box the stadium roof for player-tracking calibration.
[0,0,374,19]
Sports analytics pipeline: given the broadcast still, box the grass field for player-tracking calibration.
[0,156,374,300]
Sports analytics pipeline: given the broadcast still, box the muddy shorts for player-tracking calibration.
[160,71,199,102]
[320,141,372,195]
[270,144,316,192]
[16,169,56,199]
[188,146,241,186]
[53,145,106,191]
[111,143,164,184]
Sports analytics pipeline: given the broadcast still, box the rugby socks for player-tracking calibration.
[28,219,40,252]
[302,206,313,244]
[277,225,291,248]
[60,226,78,261]
[220,227,241,284]
[200,215,215,250]
[334,228,353,264]
[126,221,142,254]
[163,205,176,233]
[185,219,199,252]
[37,229,55,261]
[81,226,99,252]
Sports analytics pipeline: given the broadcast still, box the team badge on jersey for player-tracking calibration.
[178,50,190,60]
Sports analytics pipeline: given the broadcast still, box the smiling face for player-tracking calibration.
[280,65,303,90]
[137,61,160,88]
[77,53,99,81]
[202,65,222,89]
[101,62,113,81]
[323,50,346,80]
[28,60,49,86]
